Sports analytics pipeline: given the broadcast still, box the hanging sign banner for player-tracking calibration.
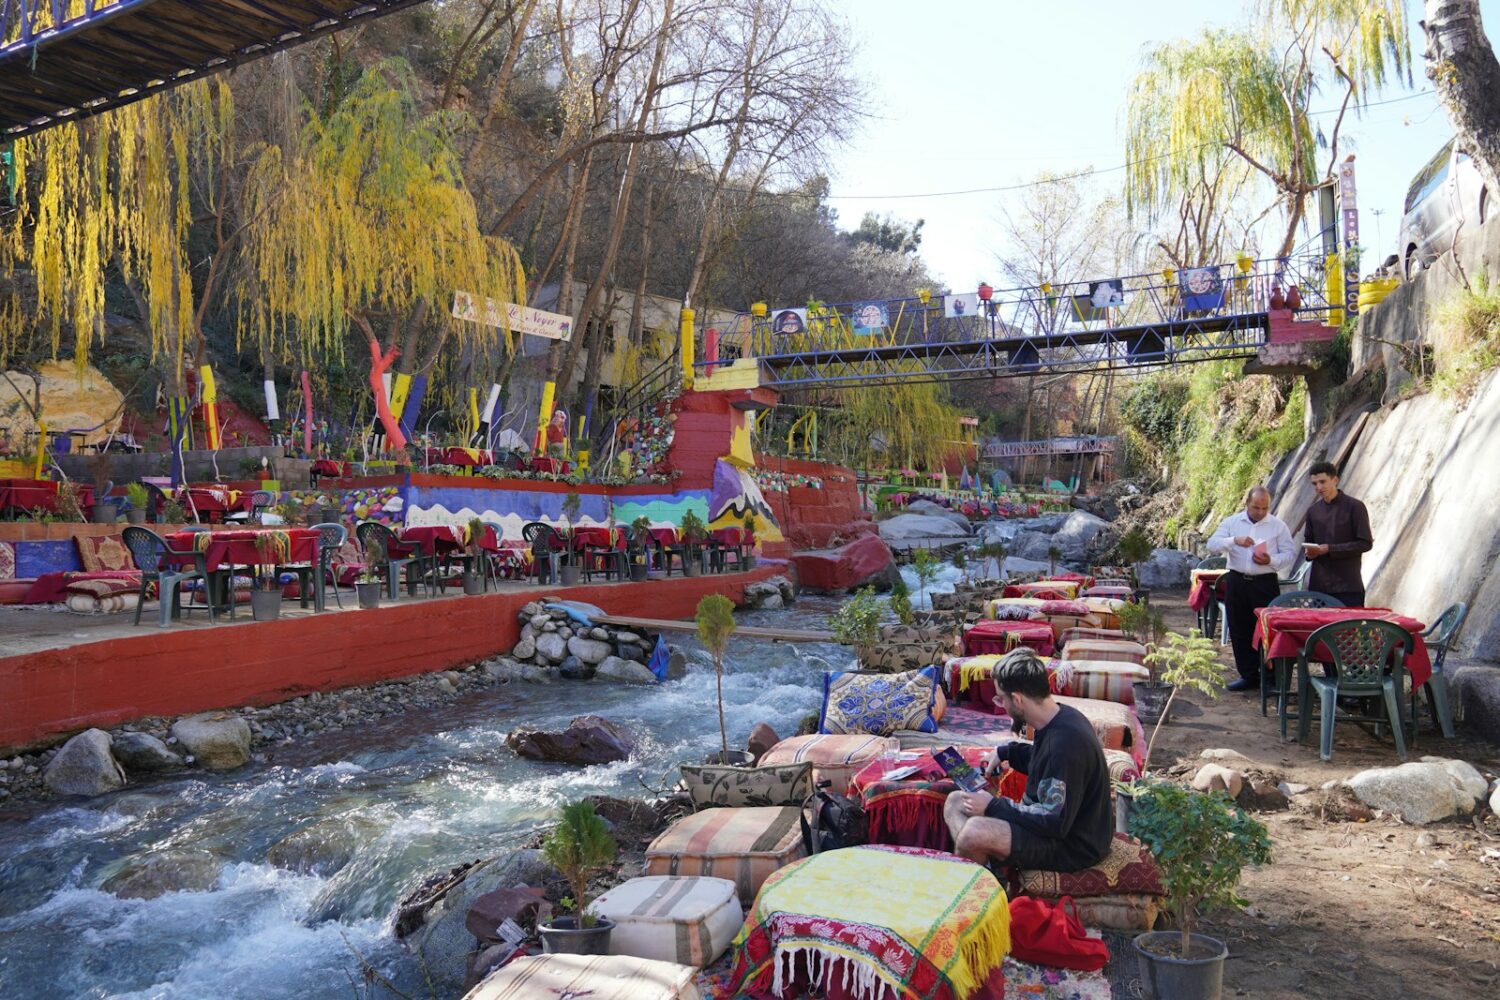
[452,292,573,340]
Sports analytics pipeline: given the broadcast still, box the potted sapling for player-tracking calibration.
[355,567,383,610]
[629,515,652,582]
[830,586,883,670]
[696,594,751,765]
[539,800,619,955]
[558,491,583,586]
[124,482,150,525]
[742,511,758,570]
[679,509,707,577]
[911,546,939,609]
[89,453,116,523]
[888,576,914,626]
[250,532,285,621]
[1117,527,1155,602]
[1137,629,1223,761]
[462,517,487,594]
[1128,782,1272,1000]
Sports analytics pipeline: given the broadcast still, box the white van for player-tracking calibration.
[1398,138,1489,279]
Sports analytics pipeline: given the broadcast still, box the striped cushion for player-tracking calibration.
[465,954,701,999]
[1062,638,1147,666]
[1058,627,1129,647]
[758,734,898,795]
[1050,660,1150,705]
[1070,893,1161,932]
[589,875,742,968]
[1016,696,1145,764]
[1103,748,1141,785]
[645,807,805,904]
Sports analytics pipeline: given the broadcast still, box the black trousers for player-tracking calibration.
[1326,590,1366,609]
[1224,571,1281,682]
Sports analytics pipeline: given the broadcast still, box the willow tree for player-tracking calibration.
[1125,1,1411,258]
[825,379,962,474]
[236,60,525,452]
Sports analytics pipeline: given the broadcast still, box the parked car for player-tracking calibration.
[1398,137,1490,279]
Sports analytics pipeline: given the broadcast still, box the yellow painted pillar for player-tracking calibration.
[199,366,222,451]
[1325,252,1344,327]
[535,380,556,453]
[467,387,481,441]
[34,420,46,478]
[680,308,696,388]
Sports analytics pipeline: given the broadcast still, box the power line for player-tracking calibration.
[824,90,1439,201]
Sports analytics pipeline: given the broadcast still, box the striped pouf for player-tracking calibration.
[463,953,701,999]
[588,875,742,968]
[645,807,805,904]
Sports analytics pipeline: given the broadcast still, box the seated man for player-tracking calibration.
[944,649,1113,873]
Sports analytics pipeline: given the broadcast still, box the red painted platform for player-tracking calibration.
[0,566,781,751]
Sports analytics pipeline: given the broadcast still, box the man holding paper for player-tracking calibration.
[1303,461,1373,608]
[1206,486,1297,692]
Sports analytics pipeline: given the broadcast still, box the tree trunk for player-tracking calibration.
[1425,0,1500,196]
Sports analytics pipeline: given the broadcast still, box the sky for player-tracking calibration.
[825,0,1489,294]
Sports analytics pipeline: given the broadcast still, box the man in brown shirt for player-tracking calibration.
[1303,461,1373,607]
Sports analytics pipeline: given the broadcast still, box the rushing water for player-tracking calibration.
[0,601,854,1000]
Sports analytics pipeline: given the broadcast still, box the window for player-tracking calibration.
[1405,139,1455,213]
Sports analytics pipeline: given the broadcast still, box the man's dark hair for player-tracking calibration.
[1308,460,1339,478]
[992,648,1051,699]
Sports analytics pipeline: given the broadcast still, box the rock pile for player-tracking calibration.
[503,600,661,681]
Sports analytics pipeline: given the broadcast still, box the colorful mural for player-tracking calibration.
[405,485,618,542]
[709,459,783,543]
[610,491,710,530]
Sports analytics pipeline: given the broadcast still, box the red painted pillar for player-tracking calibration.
[704,327,720,377]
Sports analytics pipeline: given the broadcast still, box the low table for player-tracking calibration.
[847,748,997,852]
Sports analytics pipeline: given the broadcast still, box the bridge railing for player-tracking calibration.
[714,253,1338,367]
[2,1,121,50]
[981,436,1118,459]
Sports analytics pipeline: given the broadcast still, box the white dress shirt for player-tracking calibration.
[1206,509,1296,577]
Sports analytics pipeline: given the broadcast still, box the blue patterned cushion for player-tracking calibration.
[819,666,942,736]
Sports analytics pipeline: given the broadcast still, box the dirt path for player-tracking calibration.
[1145,594,1500,999]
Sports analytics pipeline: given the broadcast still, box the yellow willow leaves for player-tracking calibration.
[0,0,120,45]
[235,61,524,366]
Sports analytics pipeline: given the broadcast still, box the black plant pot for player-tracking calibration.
[250,590,281,621]
[1134,931,1229,1000]
[462,572,483,596]
[125,509,146,525]
[539,916,613,955]
[630,563,649,582]
[89,503,117,524]
[1133,682,1174,725]
[560,565,582,586]
[355,582,382,609]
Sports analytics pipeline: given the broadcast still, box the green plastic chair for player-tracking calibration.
[1296,619,1415,762]
[1417,602,1467,739]
[1194,555,1227,639]
[1264,590,1343,719]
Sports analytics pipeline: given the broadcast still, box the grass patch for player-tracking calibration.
[1429,274,1500,403]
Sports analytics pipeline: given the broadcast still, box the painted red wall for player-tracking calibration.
[0,567,781,751]
[757,455,872,551]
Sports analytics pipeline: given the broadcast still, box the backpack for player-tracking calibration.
[799,780,867,854]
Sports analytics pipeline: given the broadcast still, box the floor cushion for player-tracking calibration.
[819,666,943,736]
[1069,893,1161,932]
[1058,627,1129,648]
[645,807,805,904]
[1014,832,1164,900]
[1050,659,1150,705]
[895,706,1018,751]
[463,954,701,1000]
[76,533,134,573]
[1103,748,1141,785]
[758,734,898,795]
[589,875,742,968]
[680,762,812,810]
[64,576,145,615]
[1062,638,1147,666]
[1079,597,1126,630]
[983,597,1045,620]
[860,639,953,673]
[1018,696,1146,764]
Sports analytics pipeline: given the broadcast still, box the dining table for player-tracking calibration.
[0,478,94,516]
[177,485,255,522]
[1187,568,1227,613]
[166,527,321,613]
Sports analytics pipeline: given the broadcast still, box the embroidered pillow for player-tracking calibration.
[76,534,134,573]
[819,666,942,736]
[992,603,1039,622]
[679,762,813,809]
[1016,832,1164,898]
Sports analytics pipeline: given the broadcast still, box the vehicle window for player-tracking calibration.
[1406,140,1455,213]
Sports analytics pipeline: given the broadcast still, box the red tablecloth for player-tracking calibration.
[962,620,1056,657]
[848,748,998,851]
[711,526,747,546]
[0,479,94,514]
[311,459,352,478]
[647,526,678,547]
[1001,583,1072,601]
[1254,606,1431,687]
[398,523,499,556]
[166,528,319,573]
[178,485,255,519]
[1187,569,1227,612]
[530,457,572,474]
[424,447,494,468]
[1049,570,1095,588]
[571,526,623,550]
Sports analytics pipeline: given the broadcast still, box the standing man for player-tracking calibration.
[1303,460,1373,607]
[1207,486,1297,692]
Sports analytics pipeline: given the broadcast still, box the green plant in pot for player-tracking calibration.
[1116,526,1154,596]
[911,546,939,608]
[696,594,750,765]
[558,491,583,585]
[952,547,969,587]
[462,517,487,594]
[88,453,116,523]
[1115,598,1150,644]
[538,800,619,954]
[830,586,883,670]
[1128,782,1272,999]
[888,576,914,626]
[1138,629,1223,762]
[629,515,653,581]
[742,511,757,569]
[124,482,150,525]
[679,508,708,577]
[355,566,382,609]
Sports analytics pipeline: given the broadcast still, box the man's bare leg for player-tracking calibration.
[944,791,1014,864]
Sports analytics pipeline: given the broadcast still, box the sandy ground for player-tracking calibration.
[1144,594,1500,1000]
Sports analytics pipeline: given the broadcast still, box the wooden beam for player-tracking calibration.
[593,614,840,644]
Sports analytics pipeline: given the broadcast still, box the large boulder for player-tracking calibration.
[170,713,252,770]
[1047,511,1111,562]
[743,579,786,610]
[102,849,222,899]
[877,513,970,541]
[111,732,182,773]
[534,632,568,663]
[1346,758,1489,825]
[1136,548,1195,590]
[1001,556,1053,577]
[566,635,612,665]
[906,500,972,533]
[1009,530,1058,563]
[268,814,385,876]
[506,715,636,765]
[43,729,125,797]
[793,534,899,593]
[1191,763,1245,799]
[403,850,564,997]
[594,655,658,685]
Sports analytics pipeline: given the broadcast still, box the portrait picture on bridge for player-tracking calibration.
[853,302,888,335]
[1179,266,1226,312]
[1089,279,1126,309]
[944,292,978,319]
[771,308,807,335]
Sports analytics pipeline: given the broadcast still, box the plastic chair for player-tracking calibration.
[1417,602,1467,738]
[227,489,276,524]
[122,526,215,627]
[1194,555,1227,639]
[579,527,626,582]
[521,521,563,584]
[356,521,432,599]
[710,529,749,573]
[315,522,348,610]
[1262,590,1344,716]
[1295,619,1415,762]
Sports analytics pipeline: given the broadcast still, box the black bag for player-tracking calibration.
[799,780,867,854]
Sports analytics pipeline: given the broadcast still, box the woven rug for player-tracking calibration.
[1001,957,1112,1000]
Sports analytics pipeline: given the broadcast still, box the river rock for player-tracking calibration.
[747,723,781,763]
[567,636,612,665]
[558,655,592,680]
[1237,778,1290,812]
[668,650,687,680]
[512,636,536,660]
[1489,779,1500,816]
[111,732,181,773]
[878,513,969,540]
[170,713,252,770]
[506,715,635,765]
[594,655,657,685]
[102,849,222,899]
[907,499,972,533]
[1048,510,1111,562]
[404,849,564,997]
[617,642,646,662]
[535,632,567,663]
[1346,757,1489,825]
[43,729,125,797]
[1191,763,1244,799]
[743,579,784,609]
[1137,548,1195,590]
[267,814,384,876]
[590,627,610,641]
